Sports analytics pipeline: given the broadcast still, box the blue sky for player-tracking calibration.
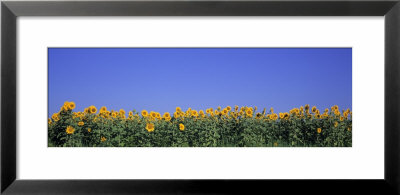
[48,48,352,116]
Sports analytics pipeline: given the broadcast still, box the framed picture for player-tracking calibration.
[2,0,399,194]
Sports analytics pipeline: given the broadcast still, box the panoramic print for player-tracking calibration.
[48,48,352,147]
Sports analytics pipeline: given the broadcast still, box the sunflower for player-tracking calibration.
[89,106,97,114]
[72,112,79,119]
[317,128,322,134]
[48,118,52,125]
[226,106,232,111]
[179,123,185,131]
[294,108,300,114]
[61,105,68,112]
[150,111,157,118]
[105,111,111,116]
[119,109,125,115]
[334,122,338,127]
[305,104,310,111]
[66,126,75,134]
[199,110,205,116]
[60,101,69,111]
[52,113,60,121]
[246,109,253,117]
[279,113,284,119]
[322,113,329,118]
[68,102,76,110]
[87,128,92,132]
[222,109,228,115]
[101,136,107,142]
[119,113,126,119]
[78,121,84,126]
[272,113,278,120]
[156,112,161,119]
[214,110,219,116]
[311,106,317,113]
[112,112,117,118]
[128,111,133,116]
[146,123,155,132]
[163,112,171,119]
[269,114,274,120]
[176,107,182,112]
[283,112,289,119]
[335,110,341,116]
[205,109,210,114]
[334,105,339,111]
[141,110,148,117]
[100,106,107,113]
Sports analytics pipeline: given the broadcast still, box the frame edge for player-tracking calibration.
[3,0,399,16]
[1,1,17,193]
[385,1,400,194]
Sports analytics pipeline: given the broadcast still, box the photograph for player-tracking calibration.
[48,48,352,147]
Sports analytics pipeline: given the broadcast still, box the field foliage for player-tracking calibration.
[49,102,352,147]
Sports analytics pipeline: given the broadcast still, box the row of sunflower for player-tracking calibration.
[48,101,352,147]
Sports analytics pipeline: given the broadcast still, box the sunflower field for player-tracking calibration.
[48,102,352,147]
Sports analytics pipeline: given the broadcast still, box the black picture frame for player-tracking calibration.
[2,0,400,194]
